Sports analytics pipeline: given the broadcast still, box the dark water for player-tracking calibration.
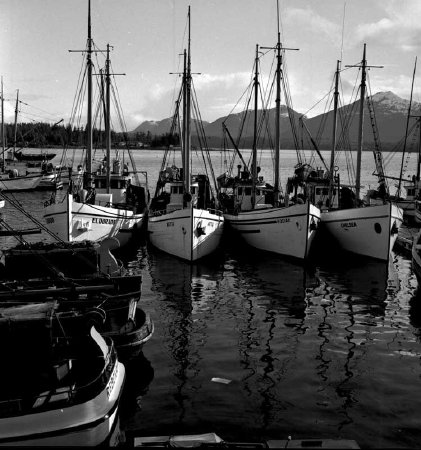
[117,235,421,449]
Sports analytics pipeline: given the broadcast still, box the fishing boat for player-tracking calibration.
[0,302,125,446]
[318,46,403,261]
[218,20,320,260]
[0,274,154,358]
[43,1,148,247]
[148,7,224,262]
[0,86,62,192]
[13,149,56,162]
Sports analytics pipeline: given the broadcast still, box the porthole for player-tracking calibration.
[374,222,382,234]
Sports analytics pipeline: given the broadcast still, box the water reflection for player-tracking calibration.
[120,352,155,419]
[119,243,421,447]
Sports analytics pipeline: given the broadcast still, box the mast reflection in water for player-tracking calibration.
[118,241,420,448]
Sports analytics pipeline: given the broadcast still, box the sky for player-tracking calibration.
[1,0,421,131]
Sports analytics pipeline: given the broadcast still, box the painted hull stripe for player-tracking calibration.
[227,213,317,227]
[0,392,120,444]
[322,214,390,224]
[150,215,222,224]
[44,211,140,220]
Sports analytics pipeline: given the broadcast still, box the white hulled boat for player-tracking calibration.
[148,8,224,262]
[319,47,403,261]
[219,26,320,260]
[43,2,148,246]
[0,303,125,446]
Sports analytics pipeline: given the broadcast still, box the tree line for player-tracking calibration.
[1,122,180,149]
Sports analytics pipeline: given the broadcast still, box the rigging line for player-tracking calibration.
[191,82,218,190]
[340,1,347,63]
[0,191,66,243]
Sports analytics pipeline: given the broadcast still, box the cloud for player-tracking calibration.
[284,7,342,46]
[356,0,421,52]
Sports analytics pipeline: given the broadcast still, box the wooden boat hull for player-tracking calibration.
[224,202,320,260]
[148,207,224,261]
[320,202,403,261]
[105,308,154,359]
[44,193,144,245]
[411,230,421,285]
[0,174,41,192]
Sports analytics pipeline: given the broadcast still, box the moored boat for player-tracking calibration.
[317,48,403,261]
[148,8,224,262]
[43,1,148,248]
[218,29,320,260]
[0,274,154,359]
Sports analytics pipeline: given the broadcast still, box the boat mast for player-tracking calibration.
[184,6,192,197]
[328,60,341,205]
[86,0,93,184]
[251,44,259,209]
[274,34,281,206]
[1,78,4,170]
[418,116,421,182]
[397,56,417,197]
[13,89,19,159]
[105,44,111,194]
[181,50,187,183]
[355,44,367,202]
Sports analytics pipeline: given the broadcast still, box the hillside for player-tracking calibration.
[132,91,421,151]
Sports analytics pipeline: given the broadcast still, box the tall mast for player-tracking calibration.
[329,60,341,205]
[86,0,93,182]
[355,44,367,202]
[13,89,19,159]
[251,44,259,209]
[182,50,187,179]
[105,43,111,193]
[184,6,192,195]
[274,33,281,206]
[397,56,417,196]
[1,78,4,170]
[418,117,421,181]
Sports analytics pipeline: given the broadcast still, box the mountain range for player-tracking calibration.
[132,91,421,151]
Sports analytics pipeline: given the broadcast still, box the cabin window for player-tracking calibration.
[111,180,120,189]
[256,189,260,195]
[171,186,183,194]
[323,188,328,195]
[191,187,197,194]
[316,188,322,195]
[95,180,106,189]
[408,189,415,196]
[238,187,243,195]
[245,187,252,196]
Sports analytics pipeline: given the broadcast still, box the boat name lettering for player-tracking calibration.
[167,222,174,227]
[341,222,357,228]
[92,218,117,225]
[277,218,290,224]
[106,363,118,398]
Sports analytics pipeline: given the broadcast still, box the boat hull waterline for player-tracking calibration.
[321,203,403,261]
[44,194,144,244]
[224,203,320,260]
[148,207,224,262]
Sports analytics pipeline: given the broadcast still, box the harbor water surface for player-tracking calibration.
[1,149,421,448]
